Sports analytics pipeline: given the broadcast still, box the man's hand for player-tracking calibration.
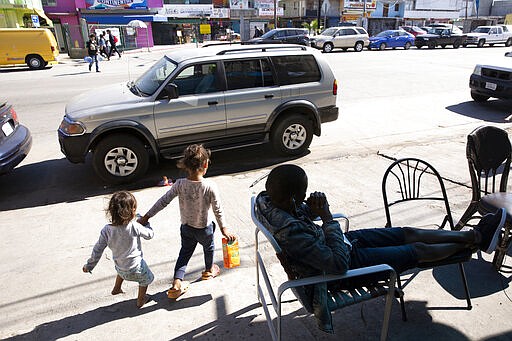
[137,214,150,226]
[306,191,333,223]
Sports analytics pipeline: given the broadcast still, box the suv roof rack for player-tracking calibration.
[202,42,242,48]
[216,45,307,55]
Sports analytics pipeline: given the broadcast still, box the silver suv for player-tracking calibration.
[58,45,339,183]
[310,26,370,53]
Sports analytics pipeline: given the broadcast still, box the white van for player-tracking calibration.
[0,28,59,70]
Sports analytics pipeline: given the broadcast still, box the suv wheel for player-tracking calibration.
[92,134,149,184]
[322,43,334,53]
[506,38,512,47]
[354,42,364,52]
[271,115,313,155]
[477,39,485,48]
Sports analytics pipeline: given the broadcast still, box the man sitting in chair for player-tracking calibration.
[255,164,506,278]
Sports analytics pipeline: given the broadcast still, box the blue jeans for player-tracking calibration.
[89,54,99,71]
[174,223,215,280]
[346,227,418,273]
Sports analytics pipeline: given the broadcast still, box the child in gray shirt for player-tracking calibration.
[83,191,154,308]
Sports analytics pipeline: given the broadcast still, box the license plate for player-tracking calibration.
[2,121,14,137]
[485,82,497,90]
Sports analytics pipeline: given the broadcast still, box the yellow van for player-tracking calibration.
[0,28,59,70]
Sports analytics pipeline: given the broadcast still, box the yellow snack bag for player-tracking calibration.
[222,238,240,268]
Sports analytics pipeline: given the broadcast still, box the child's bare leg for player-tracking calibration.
[137,286,150,308]
[112,275,125,295]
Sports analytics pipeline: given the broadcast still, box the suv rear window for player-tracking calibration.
[356,28,367,34]
[225,59,275,90]
[271,55,321,85]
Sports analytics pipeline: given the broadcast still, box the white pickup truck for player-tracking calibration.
[464,25,512,47]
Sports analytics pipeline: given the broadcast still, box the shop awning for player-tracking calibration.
[81,14,166,25]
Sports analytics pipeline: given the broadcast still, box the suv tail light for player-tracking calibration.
[333,79,338,96]
[51,46,56,52]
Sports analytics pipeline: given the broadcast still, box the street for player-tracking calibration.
[1,45,511,340]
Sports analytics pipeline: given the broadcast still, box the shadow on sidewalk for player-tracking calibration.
[446,101,512,123]
[0,144,303,211]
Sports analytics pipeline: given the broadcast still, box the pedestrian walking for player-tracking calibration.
[86,33,100,72]
[98,33,109,59]
[138,144,236,299]
[107,29,121,59]
[83,191,155,308]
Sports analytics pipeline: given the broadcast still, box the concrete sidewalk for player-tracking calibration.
[1,137,512,340]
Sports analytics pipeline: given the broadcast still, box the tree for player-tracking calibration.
[302,19,323,35]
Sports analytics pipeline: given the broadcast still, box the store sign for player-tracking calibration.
[344,0,376,10]
[86,0,148,9]
[258,7,284,17]
[211,8,230,18]
[229,0,249,9]
[160,5,213,18]
[254,0,274,9]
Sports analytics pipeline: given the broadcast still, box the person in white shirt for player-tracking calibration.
[83,191,154,308]
[138,144,236,299]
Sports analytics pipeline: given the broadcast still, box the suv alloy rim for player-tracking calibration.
[282,123,307,149]
[104,147,138,176]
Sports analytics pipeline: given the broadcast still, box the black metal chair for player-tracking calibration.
[455,126,512,271]
[382,158,472,321]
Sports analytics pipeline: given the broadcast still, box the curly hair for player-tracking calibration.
[107,191,137,226]
[177,144,211,174]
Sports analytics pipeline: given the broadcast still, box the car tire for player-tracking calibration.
[404,42,411,50]
[379,43,386,50]
[428,42,436,49]
[453,40,461,49]
[506,38,512,47]
[92,134,149,184]
[470,91,490,103]
[322,43,334,53]
[354,41,364,52]
[271,115,313,155]
[477,39,485,48]
[26,55,45,70]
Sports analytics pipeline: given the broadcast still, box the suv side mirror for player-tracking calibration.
[164,83,179,99]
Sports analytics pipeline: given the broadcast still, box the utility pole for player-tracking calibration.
[317,0,321,33]
[274,0,277,28]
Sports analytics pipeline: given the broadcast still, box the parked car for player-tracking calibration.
[469,51,512,102]
[414,27,466,49]
[368,30,415,50]
[310,26,370,52]
[425,23,464,34]
[399,26,427,37]
[58,45,339,183]
[245,28,309,45]
[0,102,32,174]
[464,25,512,47]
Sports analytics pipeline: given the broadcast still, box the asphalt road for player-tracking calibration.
[1,44,512,340]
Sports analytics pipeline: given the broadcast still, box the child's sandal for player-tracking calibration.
[201,264,220,280]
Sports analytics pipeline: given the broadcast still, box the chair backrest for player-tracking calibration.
[382,158,454,230]
[466,126,512,200]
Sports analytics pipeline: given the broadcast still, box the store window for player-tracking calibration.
[42,0,57,6]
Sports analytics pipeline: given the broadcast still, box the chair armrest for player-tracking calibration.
[277,264,396,297]
[313,213,350,232]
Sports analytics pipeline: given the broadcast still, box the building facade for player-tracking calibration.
[0,0,52,28]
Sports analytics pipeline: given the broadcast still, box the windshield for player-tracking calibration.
[133,56,177,96]
[320,28,338,36]
[473,27,491,33]
[376,30,393,37]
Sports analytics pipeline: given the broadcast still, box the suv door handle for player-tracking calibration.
[208,101,218,105]
[264,94,274,99]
